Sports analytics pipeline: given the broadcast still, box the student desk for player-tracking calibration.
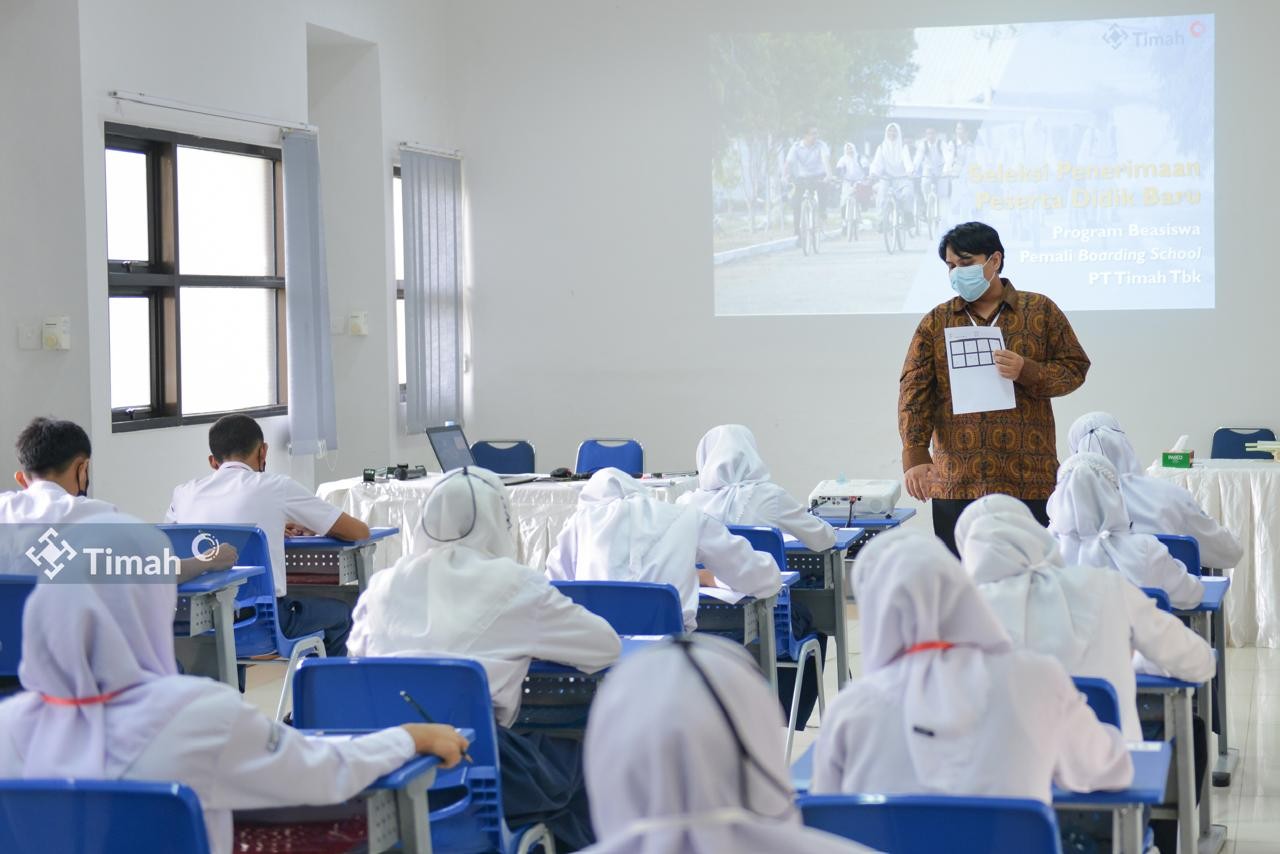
[285,527,399,593]
[817,507,917,533]
[785,529,866,689]
[1176,577,1236,787]
[175,566,265,689]
[696,572,797,694]
[1053,742,1171,854]
[1136,671,1212,854]
[519,636,667,734]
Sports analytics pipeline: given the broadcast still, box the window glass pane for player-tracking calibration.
[109,297,152,409]
[396,296,407,386]
[177,147,275,276]
[105,149,150,262]
[179,287,277,415]
[393,175,404,282]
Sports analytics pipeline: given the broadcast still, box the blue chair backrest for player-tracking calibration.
[1142,587,1173,612]
[799,794,1063,854]
[0,779,210,854]
[726,525,801,657]
[1211,427,1276,460]
[1072,676,1122,728]
[0,576,37,678]
[1154,533,1202,577]
[159,524,282,655]
[293,657,510,853]
[575,439,643,476]
[550,580,683,635]
[471,440,536,475]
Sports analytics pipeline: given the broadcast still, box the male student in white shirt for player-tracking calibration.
[167,414,369,657]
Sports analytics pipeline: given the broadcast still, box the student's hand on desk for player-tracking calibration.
[697,569,718,587]
[284,523,316,537]
[904,463,934,502]
[401,723,470,768]
[993,348,1024,380]
[202,543,238,571]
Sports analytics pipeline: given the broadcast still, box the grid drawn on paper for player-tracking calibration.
[949,335,1001,369]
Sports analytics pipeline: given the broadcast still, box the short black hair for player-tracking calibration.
[208,414,264,462]
[16,418,92,476]
[938,221,1005,273]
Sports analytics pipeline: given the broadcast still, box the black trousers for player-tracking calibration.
[931,497,1050,556]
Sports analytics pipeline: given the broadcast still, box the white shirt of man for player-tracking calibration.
[786,138,830,180]
[167,461,341,597]
[0,480,118,526]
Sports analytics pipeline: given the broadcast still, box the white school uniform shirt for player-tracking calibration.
[958,507,1215,740]
[812,529,1132,804]
[785,138,830,179]
[1048,452,1205,609]
[349,467,621,727]
[1069,411,1243,568]
[0,480,119,525]
[581,635,871,854]
[0,581,416,854]
[166,461,342,597]
[678,424,836,553]
[546,468,782,632]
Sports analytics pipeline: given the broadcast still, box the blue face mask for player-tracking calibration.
[949,261,992,302]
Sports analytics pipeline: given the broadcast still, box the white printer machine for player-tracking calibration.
[808,479,902,524]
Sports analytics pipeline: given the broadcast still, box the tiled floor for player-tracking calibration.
[246,614,1280,853]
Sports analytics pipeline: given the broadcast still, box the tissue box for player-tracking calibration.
[1162,450,1194,468]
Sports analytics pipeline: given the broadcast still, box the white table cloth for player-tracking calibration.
[1148,459,1280,647]
[316,475,698,572]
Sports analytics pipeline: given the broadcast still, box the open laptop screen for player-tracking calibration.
[426,425,475,472]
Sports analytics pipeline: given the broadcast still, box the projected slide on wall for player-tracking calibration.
[711,15,1214,316]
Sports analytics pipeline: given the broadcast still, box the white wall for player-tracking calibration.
[444,0,1279,518]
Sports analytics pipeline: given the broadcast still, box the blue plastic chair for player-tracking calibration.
[1072,676,1122,728]
[1142,587,1173,613]
[727,524,825,764]
[0,576,37,680]
[1154,533,1202,577]
[293,657,554,854]
[472,440,536,475]
[798,793,1063,854]
[575,439,643,475]
[1211,427,1275,460]
[550,580,683,635]
[160,524,325,720]
[0,779,210,854]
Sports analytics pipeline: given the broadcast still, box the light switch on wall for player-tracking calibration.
[348,311,369,336]
[17,323,40,350]
[42,317,70,351]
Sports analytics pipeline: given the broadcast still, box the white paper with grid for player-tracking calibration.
[944,324,1016,415]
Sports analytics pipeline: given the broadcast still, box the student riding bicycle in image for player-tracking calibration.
[784,125,833,244]
[869,122,915,234]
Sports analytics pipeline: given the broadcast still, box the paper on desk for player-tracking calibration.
[944,325,1016,415]
[699,586,749,604]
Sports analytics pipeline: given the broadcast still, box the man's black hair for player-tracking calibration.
[938,221,1005,273]
[209,414,265,462]
[16,418,92,476]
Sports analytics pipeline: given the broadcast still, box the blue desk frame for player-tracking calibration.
[697,573,798,694]
[1053,742,1171,854]
[176,566,265,690]
[817,507,917,531]
[284,527,399,593]
[785,529,865,689]
[1135,672,1203,854]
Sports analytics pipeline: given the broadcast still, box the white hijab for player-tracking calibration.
[569,468,700,581]
[353,467,527,655]
[583,635,869,854]
[1047,452,1137,570]
[1068,412,1143,476]
[687,425,771,524]
[853,529,1013,791]
[4,581,208,778]
[877,122,907,175]
[956,501,1097,670]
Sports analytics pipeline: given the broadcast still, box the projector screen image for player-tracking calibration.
[711,14,1214,316]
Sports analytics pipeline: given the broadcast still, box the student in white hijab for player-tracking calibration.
[812,528,1132,803]
[956,497,1215,740]
[0,582,468,854]
[547,468,782,632]
[1069,412,1243,568]
[349,466,620,850]
[1048,452,1205,609]
[580,635,872,854]
[678,424,835,552]
[870,122,914,232]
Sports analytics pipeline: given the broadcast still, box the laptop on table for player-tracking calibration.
[426,425,538,486]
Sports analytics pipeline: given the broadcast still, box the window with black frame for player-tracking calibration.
[105,123,287,431]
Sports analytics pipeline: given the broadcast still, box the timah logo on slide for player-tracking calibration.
[25,527,77,580]
[191,531,220,561]
[1102,24,1129,50]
